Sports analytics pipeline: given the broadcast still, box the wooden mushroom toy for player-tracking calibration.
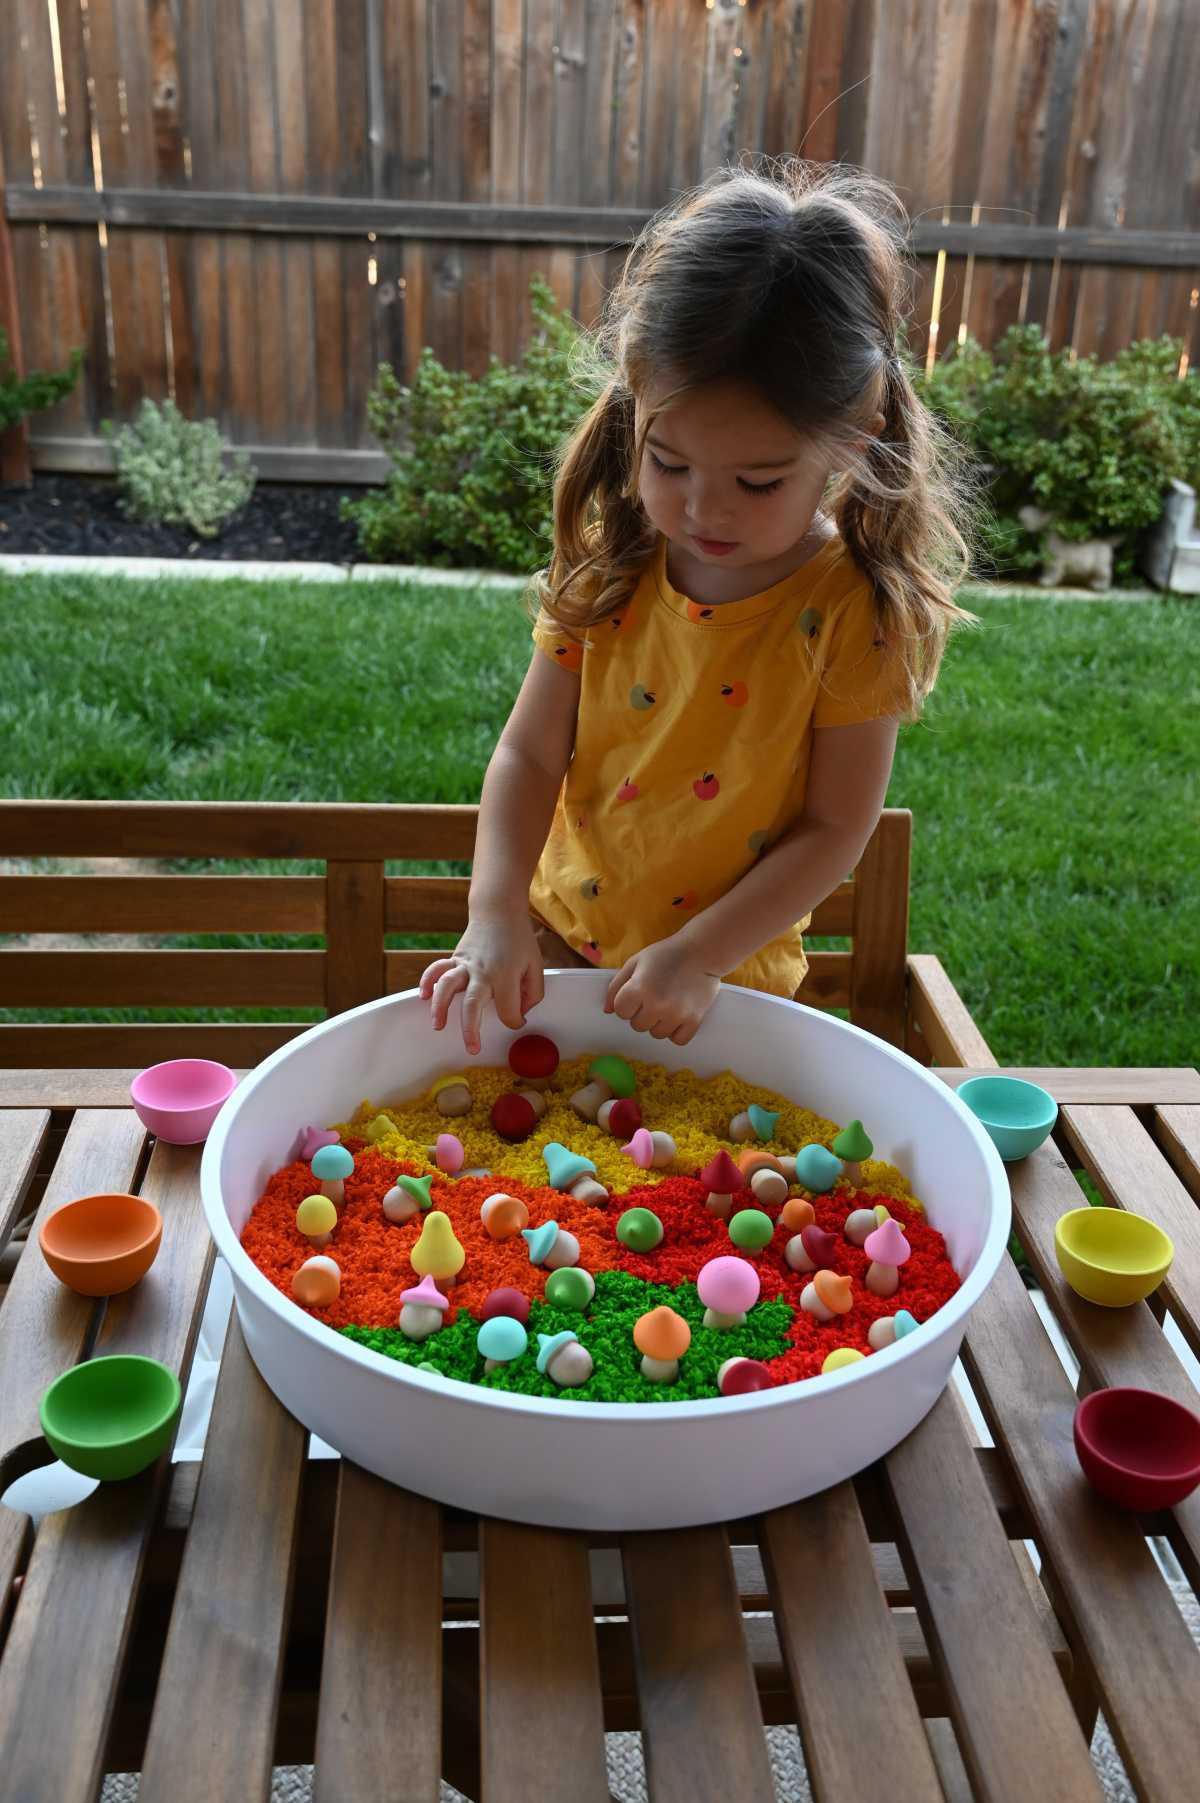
[633,1306,692,1383]
[431,1075,473,1118]
[597,1096,643,1137]
[296,1194,337,1249]
[477,1316,528,1373]
[696,1255,760,1330]
[311,1143,354,1205]
[832,1119,873,1186]
[291,1255,341,1307]
[398,1273,450,1341]
[699,1150,746,1220]
[522,1219,581,1270]
[411,1210,466,1288]
[508,1033,560,1091]
[863,1217,911,1298]
[717,1357,774,1396]
[543,1142,608,1205]
[621,1127,676,1170]
[785,1223,840,1274]
[490,1092,539,1142]
[480,1192,530,1240]
[383,1174,433,1223]
[427,1132,465,1175]
[843,1207,879,1247]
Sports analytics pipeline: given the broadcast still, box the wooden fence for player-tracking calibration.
[1,0,1198,485]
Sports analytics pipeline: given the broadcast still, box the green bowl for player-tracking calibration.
[39,1355,182,1481]
[957,1076,1058,1161]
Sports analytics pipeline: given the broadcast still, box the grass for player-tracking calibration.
[1,570,1196,1066]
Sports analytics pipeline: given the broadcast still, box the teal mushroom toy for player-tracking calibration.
[311,1142,354,1205]
[728,1103,780,1144]
[522,1219,581,1270]
[542,1141,609,1205]
[477,1316,528,1373]
[536,1330,594,1388]
[792,1143,843,1193]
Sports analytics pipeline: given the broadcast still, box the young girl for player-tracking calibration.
[421,158,977,1055]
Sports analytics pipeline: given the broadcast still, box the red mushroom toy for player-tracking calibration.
[507,1034,560,1090]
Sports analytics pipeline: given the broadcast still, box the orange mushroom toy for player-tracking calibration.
[633,1306,692,1383]
[479,1192,530,1240]
[800,1269,854,1323]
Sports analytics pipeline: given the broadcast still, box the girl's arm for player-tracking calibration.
[420,648,581,1054]
[605,716,900,1041]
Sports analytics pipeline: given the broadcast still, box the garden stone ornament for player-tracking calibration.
[1018,504,1119,591]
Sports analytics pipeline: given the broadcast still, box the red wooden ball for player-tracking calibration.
[507,1033,560,1081]
[480,1286,531,1325]
[490,1092,538,1141]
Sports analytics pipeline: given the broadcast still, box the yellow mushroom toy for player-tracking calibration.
[410,1210,466,1288]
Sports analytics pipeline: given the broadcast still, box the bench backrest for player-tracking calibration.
[0,801,910,1066]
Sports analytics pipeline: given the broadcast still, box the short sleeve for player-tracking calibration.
[811,583,910,726]
[532,610,586,675]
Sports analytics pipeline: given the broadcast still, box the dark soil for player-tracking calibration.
[0,473,365,563]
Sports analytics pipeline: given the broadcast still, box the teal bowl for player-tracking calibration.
[39,1356,182,1481]
[957,1076,1058,1161]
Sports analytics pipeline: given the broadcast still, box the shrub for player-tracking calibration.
[344,276,600,571]
[0,327,82,433]
[916,326,1200,582]
[104,399,255,538]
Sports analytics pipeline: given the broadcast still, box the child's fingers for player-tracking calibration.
[491,970,525,1032]
[671,1020,699,1046]
[419,957,457,1000]
[520,963,544,1017]
[604,958,637,1013]
[429,965,469,1029]
[460,978,490,1056]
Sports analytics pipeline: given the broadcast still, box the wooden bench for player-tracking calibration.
[0,799,995,1071]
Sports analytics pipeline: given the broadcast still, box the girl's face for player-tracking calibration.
[635,378,852,573]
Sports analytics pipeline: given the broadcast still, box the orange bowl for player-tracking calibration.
[39,1193,163,1297]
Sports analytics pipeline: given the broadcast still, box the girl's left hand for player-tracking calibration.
[603,938,721,1045]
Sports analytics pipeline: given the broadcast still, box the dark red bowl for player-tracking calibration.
[1074,1388,1200,1512]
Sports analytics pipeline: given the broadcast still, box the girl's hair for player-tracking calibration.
[531,156,982,720]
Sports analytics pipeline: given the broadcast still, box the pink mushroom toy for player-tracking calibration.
[621,1127,676,1170]
[427,1132,465,1175]
[863,1217,911,1297]
[696,1256,761,1331]
[397,1273,451,1342]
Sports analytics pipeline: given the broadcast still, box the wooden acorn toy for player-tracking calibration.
[843,1207,880,1247]
[863,1217,911,1298]
[699,1150,746,1219]
[292,1255,341,1308]
[597,1096,642,1137]
[479,1192,530,1240]
[537,1330,594,1388]
[522,1219,581,1270]
[383,1174,433,1223]
[800,1270,854,1322]
[832,1119,873,1186]
[621,1127,676,1170]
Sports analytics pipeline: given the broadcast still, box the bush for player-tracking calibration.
[104,399,255,538]
[0,327,82,433]
[916,326,1200,582]
[344,276,600,571]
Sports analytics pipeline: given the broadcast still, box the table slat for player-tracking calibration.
[1060,1104,1200,1355]
[314,1465,444,1803]
[883,1387,1103,1802]
[1154,1104,1200,1199]
[961,1235,1200,1801]
[0,1138,212,1800]
[934,1068,1200,1104]
[481,1520,609,1803]
[0,1110,144,1489]
[761,1485,943,1801]
[0,1110,49,1244]
[138,1313,307,1803]
[622,1527,775,1803]
[1000,1136,1200,1580]
[0,1071,248,1109]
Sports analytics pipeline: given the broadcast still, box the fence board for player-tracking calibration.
[3,0,1197,470]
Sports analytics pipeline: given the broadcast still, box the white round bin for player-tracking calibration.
[200,972,1009,1530]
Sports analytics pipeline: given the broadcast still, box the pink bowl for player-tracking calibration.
[130,1059,238,1144]
[1074,1388,1200,1512]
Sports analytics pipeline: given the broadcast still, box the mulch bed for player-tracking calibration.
[0,472,364,564]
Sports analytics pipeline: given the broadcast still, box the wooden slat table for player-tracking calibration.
[2,1067,1199,1802]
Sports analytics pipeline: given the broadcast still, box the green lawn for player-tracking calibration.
[1,571,1196,1066]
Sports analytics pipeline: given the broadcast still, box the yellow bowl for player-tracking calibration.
[1054,1206,1173,1308]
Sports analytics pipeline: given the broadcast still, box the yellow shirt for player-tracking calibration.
[528,531,907,997]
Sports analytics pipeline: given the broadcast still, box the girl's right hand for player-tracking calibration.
[419,914,544,1057]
